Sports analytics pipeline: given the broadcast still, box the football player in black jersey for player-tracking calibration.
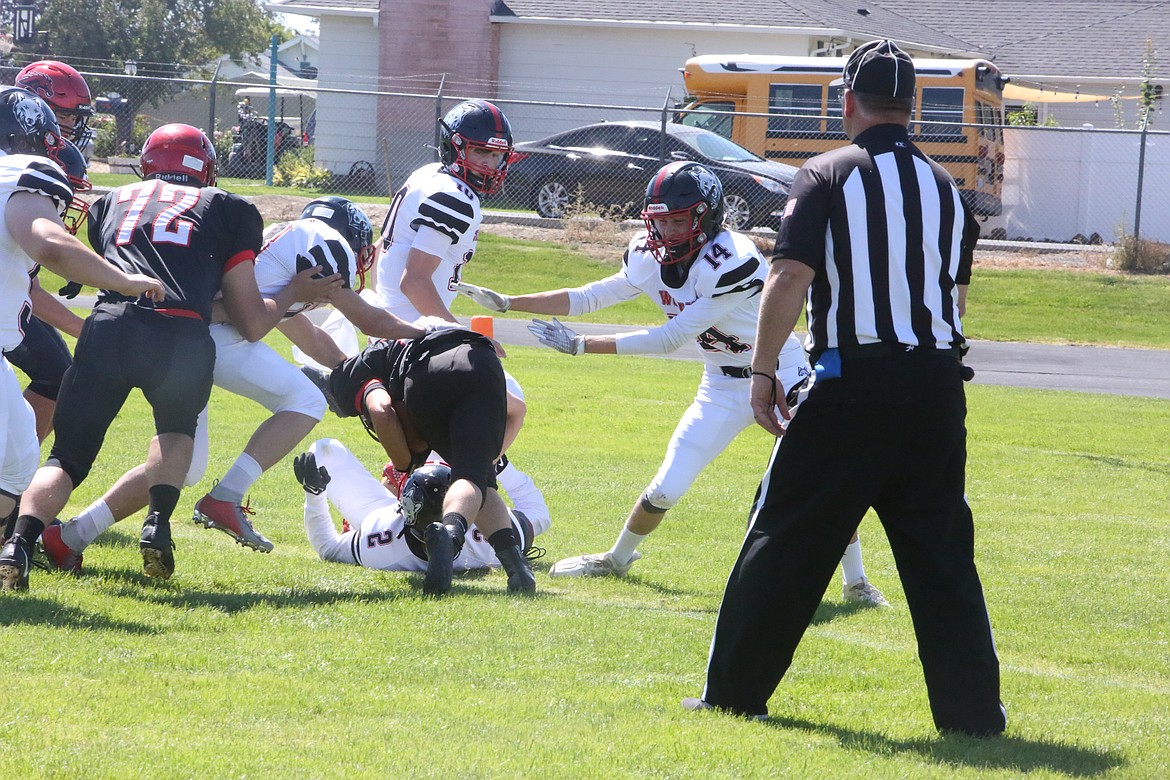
[0,87,163,591]
[2,123,338,588]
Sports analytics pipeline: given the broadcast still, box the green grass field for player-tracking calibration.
[3,235,1168,778]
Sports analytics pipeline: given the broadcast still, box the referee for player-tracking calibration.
[684,40,1007,736]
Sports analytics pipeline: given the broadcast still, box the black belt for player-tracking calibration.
[719,366,753,379]
[825,343,961,361]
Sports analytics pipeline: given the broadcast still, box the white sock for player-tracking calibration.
[609,528,648,565]
[210,453,263,504]
[841,538,866,586]
[62,499,117,551]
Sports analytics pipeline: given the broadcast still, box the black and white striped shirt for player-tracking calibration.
[774,123,977,357]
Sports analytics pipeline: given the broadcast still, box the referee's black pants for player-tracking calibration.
[701,350,1006,735]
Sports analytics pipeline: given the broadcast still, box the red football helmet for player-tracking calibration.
[15,61,94,144]
[140,123,217,186]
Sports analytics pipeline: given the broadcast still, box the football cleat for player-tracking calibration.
[40,520,83,574]
[843,577,890,607]
[300,365,347,418]
[422,521,455,596]
[139,515,176,580]
[0,537,32,591]
[548,550,641,578]
[495,544,536,594]
[681,697,768,722]
[193,494,273,553]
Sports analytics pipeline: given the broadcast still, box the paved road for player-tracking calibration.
[65,297,1170,400]
[476,317,1170,400]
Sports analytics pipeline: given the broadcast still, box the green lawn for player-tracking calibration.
[3,233,1168,777]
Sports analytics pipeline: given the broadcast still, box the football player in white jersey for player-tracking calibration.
[0,87,163,590]
[294,438,549,578]
[373,99,527,451]
[39,198,427,571]
[455,161,888,605]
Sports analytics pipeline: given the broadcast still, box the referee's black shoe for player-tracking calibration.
[422,521,455,596]
[140,514,175,580]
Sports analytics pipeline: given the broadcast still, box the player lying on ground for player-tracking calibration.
[295,438,548,580]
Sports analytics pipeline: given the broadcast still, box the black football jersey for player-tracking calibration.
[87,180,264,321]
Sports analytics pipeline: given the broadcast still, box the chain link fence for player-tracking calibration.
[68,71,1170,247]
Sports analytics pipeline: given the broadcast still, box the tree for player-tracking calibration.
[24,0,283,151]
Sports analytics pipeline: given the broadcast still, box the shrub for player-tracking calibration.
[91,114,152,158]
[1114,233,1170,274]
[273,146,332,190]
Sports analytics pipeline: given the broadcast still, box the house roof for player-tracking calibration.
[871,0,1170,83]
[491,0,976,54]
[268,0,1170,85]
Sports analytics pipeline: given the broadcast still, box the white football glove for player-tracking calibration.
[527,317,585,356]
[453,281,511,313]
[414,315,463,334]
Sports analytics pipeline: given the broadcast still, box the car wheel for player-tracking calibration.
[535,179,571,218]
[723,193,753,231]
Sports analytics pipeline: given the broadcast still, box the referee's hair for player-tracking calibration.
[853,91,913,118]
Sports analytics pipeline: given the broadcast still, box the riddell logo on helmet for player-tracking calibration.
[644,203,670,214]
[486,138,510,149]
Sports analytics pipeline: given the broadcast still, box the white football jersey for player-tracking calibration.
[374,162,482,320]
[576,229,802,372]
[0,153,73,350]
[256,218,357,316]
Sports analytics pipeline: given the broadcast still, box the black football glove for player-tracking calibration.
[293,452,331,495]
[58,281,83,299]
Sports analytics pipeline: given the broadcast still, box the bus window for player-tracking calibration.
[679,100,735,139]
[827,84,845,135]
[768,84,823,134]
[919,87,965,137]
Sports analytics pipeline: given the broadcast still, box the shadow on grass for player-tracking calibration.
[0,595,157,634]
[765,715,1121,777]
[810,599,881,624]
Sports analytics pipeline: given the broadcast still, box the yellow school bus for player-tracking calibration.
[677,54,1007,215]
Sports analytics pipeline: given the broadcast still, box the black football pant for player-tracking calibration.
[701,351,1006,735]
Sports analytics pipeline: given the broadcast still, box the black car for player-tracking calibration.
[500,121,798,230]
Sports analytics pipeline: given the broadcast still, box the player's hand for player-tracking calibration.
[121,273,164,301]
[58,280,83,299]
[293,452,331,495]
[749,371,790,438]
[527,317,585,355]
[290,265,344,303]
[414,315,462,334]
[381,461,410,498]
[453,281,511,313]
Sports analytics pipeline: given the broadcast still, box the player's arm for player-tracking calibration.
[221,262,341,343]
[277,312,349,368]
[400,245,456,322]
[28,276,84,338]
[329,287,426,341]
[363,385,419,472]
[6,192,163,300]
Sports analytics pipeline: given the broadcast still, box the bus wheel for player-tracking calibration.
[535,179,571,218]
[723,193,753,231]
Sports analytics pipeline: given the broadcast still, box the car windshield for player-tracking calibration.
[680,131,763,163]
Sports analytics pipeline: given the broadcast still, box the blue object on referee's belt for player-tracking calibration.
[814,349,841,381]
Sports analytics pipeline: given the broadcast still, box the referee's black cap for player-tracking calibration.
[836,39,916,99]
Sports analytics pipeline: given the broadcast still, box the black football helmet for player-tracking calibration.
[57,139,91,234]
[399,463,452,542]
[0,86,65,159]
[641,161,725,265]
[438,99,513,196]
[300,196,376,281]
